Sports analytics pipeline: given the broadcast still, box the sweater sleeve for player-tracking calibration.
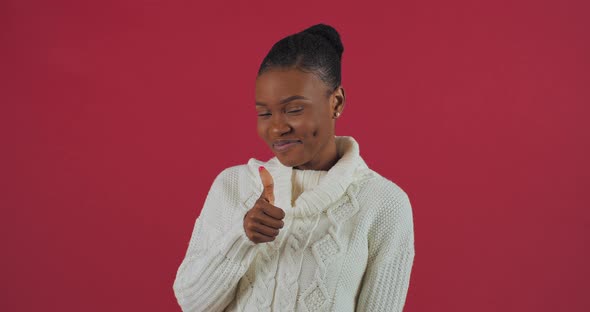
[173,167,260,312]
[356,188,415,312]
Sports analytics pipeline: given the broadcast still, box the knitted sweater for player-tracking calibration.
[173,136,415,312]
[291,169,328,205]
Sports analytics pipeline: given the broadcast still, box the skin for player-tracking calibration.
[244,166,284,243]
[254,67,345,170]
[244,67,346,243]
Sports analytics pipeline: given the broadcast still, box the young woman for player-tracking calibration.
[173,23,415,312]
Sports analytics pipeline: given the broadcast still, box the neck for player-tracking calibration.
[294,137,340,171]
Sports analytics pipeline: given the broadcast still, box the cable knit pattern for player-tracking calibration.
[276,215,320,311]
[251,245,278,311]
[172,136,415,312]
[172,168,260,312]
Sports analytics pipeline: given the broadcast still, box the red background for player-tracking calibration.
[2,0,589,311]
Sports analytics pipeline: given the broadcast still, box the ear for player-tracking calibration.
[331,86,346,115]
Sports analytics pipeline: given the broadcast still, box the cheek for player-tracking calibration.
[292,118,317,137]
[308,115,331,138]
[291,116,323,137]
[256,121,266,138]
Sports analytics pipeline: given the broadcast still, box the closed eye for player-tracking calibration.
[287,108,303,114]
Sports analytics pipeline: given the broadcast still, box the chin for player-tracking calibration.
[270,143,306,167]
[275,156,297,167]
[274,153,305,168]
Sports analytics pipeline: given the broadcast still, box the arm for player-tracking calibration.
[173,168,259,312]
[356,190,415,312]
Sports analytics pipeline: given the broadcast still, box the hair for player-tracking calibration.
[257,23,344,96]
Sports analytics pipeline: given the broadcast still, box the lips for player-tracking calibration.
[272,139,302,152]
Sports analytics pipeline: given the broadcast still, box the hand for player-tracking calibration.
[243,166,285,243]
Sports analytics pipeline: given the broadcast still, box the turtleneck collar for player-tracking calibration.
[291,169,328,206]
[247,136,369,218]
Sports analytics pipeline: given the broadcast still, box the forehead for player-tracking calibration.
[255,68,327,102]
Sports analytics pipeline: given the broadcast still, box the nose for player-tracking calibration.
[270,114,292,135]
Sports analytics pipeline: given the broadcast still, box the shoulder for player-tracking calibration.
[353,169,413,223]
[209,158,268,203]
[199,164,255,223]
[212,164,247,185]
[209,164,253,196]
[355,169,411,205]
[213,156,274,185]
[353,170,415,256]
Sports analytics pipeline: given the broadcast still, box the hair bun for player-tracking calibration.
[302,23,344,58]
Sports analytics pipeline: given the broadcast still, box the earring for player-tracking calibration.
[334,112,341,119]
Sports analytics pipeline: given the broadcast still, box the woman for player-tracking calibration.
[173,23,415,312]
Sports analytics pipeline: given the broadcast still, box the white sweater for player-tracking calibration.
[173,136,415,312]
[291,168,328,205]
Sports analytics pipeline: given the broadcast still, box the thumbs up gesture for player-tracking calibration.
[243,166,285,243]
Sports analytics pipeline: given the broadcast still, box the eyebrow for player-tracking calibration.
[255,95,310,106]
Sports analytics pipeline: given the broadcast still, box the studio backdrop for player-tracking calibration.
[2,0,588,311]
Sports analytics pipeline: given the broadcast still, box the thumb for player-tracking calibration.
[258,166,275,205]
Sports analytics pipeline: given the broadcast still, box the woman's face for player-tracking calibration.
[255,68,344,169]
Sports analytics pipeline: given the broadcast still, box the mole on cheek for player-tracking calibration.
[312,129,318,137]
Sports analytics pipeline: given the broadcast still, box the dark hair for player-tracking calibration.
[257,23,344,96]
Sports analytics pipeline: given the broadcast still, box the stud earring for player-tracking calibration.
[334,112,341,119]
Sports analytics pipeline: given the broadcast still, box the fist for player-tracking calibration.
[243,166,285,243]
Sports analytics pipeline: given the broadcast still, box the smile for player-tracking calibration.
[273,140,302,152]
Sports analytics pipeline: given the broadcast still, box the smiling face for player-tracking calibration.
[255,67,345,170]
